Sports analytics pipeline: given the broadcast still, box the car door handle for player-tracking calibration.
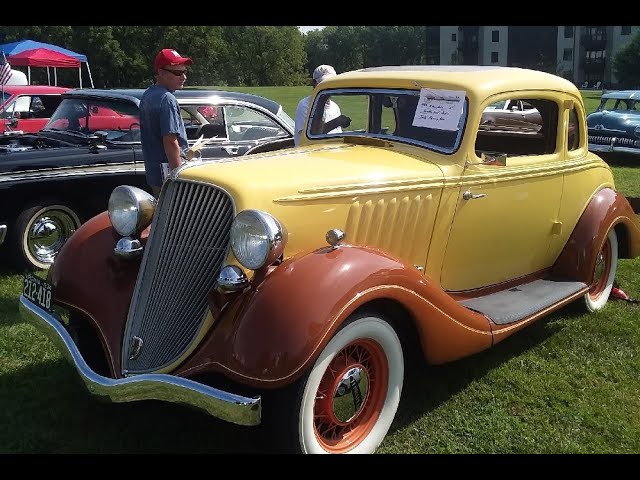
[224,146,239,155]
[463,191,488,200]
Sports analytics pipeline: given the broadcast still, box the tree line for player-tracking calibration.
[1,26,638,89]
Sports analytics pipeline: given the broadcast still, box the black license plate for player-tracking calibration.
[23,273,54,312]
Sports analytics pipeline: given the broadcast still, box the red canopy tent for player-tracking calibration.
[9,48,81,68]
[1,40,94,88]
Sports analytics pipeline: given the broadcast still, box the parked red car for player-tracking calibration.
[1,85,70,134]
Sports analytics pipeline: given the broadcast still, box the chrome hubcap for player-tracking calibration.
[332,366,368,422]
[593,251,606,285]
[27,209,79,265]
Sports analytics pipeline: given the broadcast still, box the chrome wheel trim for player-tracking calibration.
[23,205,80,269]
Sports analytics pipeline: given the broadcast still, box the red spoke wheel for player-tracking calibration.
[297,314,404,454]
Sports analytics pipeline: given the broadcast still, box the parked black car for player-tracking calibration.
[0,88,295,270]
[587,90,640,157]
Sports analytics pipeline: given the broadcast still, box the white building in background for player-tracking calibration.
[426,26,639,88]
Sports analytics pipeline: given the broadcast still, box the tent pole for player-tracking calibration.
[79,66,82,89]
[47,67,51,85]
[54,68,57,86]
[85,62,94,88]
[28,66,31,84]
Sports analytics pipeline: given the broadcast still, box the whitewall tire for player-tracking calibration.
[296,314,404,454]
[584,229,618,312]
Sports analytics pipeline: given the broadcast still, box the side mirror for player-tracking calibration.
[88,131,109,151]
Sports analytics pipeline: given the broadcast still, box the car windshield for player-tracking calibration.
[44,97,141,141]
[308,88,468,154]
[598,97,639,113]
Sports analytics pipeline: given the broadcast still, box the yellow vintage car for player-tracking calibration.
[19,66,640,454]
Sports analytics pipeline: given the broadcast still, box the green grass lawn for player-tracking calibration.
[1,87,639,453]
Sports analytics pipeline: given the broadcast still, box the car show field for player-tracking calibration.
[2,81,640,454]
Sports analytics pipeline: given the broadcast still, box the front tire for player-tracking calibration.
[13,202,82,270]
[584,229,618,312]
[265,313,404,454]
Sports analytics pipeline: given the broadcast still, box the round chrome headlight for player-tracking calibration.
[634,126,640,138]
[230,210,287,270]
[108,185,156,237]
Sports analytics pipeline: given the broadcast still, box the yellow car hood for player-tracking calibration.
[177,142,448,266]
[178,142,446,210]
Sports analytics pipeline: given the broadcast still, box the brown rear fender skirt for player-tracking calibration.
[176,245,493,390]
[49,212,144,377]
[552,188,640,284]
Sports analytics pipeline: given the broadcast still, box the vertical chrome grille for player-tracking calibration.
[123,180,234,374]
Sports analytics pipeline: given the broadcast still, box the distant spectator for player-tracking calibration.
[294,64,342,146]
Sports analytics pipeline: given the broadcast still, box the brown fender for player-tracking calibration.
[552,188,640,283]
[177,245,493,389]
[49,212,143,377]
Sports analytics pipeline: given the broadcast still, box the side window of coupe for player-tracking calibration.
[568,107,580,151]
[476,97,558,158]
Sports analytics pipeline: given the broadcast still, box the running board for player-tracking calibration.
[458,279,588,325]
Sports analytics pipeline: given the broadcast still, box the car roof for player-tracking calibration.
[63,88,284,114]
[600,90,640,100]
[319,65,580,101]
[1,85,70,94]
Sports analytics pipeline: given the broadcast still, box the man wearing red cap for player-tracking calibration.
[139,48,193,196]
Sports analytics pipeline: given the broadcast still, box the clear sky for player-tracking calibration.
[298,26,325,33]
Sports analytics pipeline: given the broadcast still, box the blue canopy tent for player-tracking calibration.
[0,39,94,88]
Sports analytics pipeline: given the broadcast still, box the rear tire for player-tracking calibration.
[264,312,404,454]
[584,229,618,312]
[13,202,82,270]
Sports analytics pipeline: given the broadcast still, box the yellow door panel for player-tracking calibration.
[441,162,563,291]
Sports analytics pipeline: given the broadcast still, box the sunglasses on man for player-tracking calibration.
[163,68,187,77]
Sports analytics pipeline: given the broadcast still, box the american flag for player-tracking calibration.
[0,51,12,85]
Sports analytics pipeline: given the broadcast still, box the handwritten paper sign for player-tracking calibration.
[412,89,465,131]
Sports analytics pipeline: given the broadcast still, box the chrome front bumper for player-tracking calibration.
[589,143,640,155]
[19,295,261,426]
